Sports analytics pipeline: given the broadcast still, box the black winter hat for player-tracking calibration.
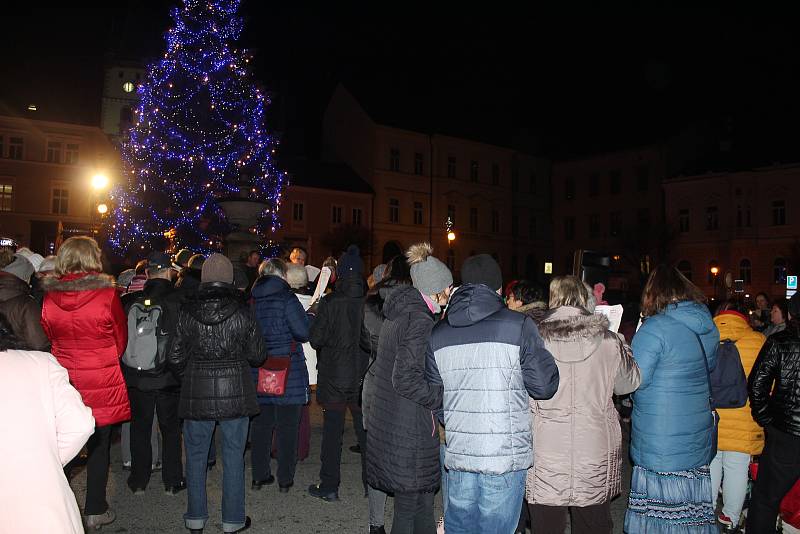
[337,244,363,277]
[461,254,503,291]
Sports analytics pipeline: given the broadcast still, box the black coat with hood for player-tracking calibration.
[749,321,800,436]
[310,273,370,406]
[167,282,266,420]
[364,284,443,494]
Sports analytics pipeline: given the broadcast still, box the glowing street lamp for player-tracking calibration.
[91,173,110,190]
[710,266,720,276]
[447,231,456,243]
[97,203,108,215]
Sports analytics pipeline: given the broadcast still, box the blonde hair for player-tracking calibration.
[55,236,103,276]
[548,275,590,309]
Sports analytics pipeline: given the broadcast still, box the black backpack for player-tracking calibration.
[709,339,748,409]
[122,297,169,375]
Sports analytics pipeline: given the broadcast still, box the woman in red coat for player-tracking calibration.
[41,236,130,531]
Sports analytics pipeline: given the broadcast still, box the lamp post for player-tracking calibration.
[710,265,720,301]
[90,172,110,236]
[445,216,456,270]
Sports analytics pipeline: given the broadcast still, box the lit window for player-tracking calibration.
[0,184,12,211]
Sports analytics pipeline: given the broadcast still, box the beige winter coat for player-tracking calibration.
[526,306,640,507]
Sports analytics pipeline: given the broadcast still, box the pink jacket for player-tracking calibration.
[526,306,640,507]
[0,350,95,534]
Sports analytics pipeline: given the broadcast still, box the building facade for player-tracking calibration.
[664,164,800,301]
[101,62,147,142]
[0,113,119,254]
[322,84,553,282]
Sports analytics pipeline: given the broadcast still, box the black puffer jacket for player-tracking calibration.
[310,273,369,405]
[168,282,266,420]
[365,285,443,494]
[749,322,800,436]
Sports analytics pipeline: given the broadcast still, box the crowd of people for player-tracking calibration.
[0,236,799,534]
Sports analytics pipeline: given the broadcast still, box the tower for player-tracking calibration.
[100,61,146,142]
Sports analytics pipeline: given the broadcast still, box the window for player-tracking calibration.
[120,106,133,129]
[8,137,23,160]
[447,157,456,178]
[292,202,304,222]
[589,173,599,197]
[511,213,519,237]
[491,163,500,186]
[0,184,12,212]
[589,213,600,238]
[706,206,719,230]
[389,198,399,223]
[447,204,456,225]
[52,188,69,215]
[637,208,650,230]
[511,168,519,192]
[529,172,537,194]
[46,141,62,163]
[446,249,455,271]
[610,212,622,236]
[739,258,752,284]
[469,207,478,231]
[470,160,479,182]
[564,217,575,240]
[636,165,649,192]
[529,215,537,238]
[331,205,342,224]
[64,143,79,165]
[609,170,621,195]
[773,200,786,226]
[677,260,692,281]
[775,258,788,284]
[565,176,575,200]
[389,148,400,172]
[679,209,690,232]
[491,209,500,233]
[352,207,363,226]
[414,152,424,175]
[413,201,424,225]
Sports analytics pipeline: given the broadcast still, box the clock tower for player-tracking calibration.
[100,62,146,142]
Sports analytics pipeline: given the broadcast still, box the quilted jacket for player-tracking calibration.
[749,322,800,437]
[167,282,266,420]
[0,271,50,351]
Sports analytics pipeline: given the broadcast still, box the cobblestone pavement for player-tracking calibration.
[68,405,631,533]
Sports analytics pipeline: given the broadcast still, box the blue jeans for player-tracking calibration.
[184,418,249,532]
[445,469,526,534]
[710,450,751,526]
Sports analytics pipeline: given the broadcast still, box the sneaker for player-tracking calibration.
[370,526,387,534]
[84,509,116,530]
[436,516,445,534]
[718,512,734,528]
[164,479,187,495]
[307,483,339,502]
[224,516,252,533]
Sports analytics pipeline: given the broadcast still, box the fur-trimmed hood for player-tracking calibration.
[42,272,116,312]
[538,306,610,363]
[517,301,548,325]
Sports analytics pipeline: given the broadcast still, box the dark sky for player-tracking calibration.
[3,3,800,161]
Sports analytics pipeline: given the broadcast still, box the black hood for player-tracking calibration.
[446,284,504,327]
[142,277,175,299]
[251,274,289,299]
[383,284,427,321]
[335,272,366,298]
[186,282,244,325]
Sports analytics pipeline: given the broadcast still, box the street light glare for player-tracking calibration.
[91,173,109,190]
[710,266,720,275]
[447,231,456,242]
[97,203,108,215]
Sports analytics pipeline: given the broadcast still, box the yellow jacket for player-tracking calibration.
[714,311,766,455]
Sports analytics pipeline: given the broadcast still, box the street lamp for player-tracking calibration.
[710,265,720,300]
[91,173,109,191]
[97,203,108,215]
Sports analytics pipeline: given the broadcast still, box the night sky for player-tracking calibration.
[3,3,799,163]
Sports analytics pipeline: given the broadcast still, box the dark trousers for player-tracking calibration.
[251,404,302,485]
[517,498,530,532]
[392,491,435,534]
[747,425,800,533]
[529,502,612,534]
[128,387,182,489]
[85,425,113,515]
[319,403,367,491]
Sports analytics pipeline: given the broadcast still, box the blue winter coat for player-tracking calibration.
[630,300,720,472]
[251,275,310,406]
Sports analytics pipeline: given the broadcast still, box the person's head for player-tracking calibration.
[771,300,789,326]
[135,259,149,276]
[146,251,175,281]
[755,292,770,311]
[188,254,206,272]
[337,245,363,278]
[370,264,387,288]
[246,250,261,268]
[508,279,545,311]
[548,275,591,309]
[384,255,411,284]
[232,265,249,291]
[0,249,14,270]
[37,255,56,275]
[406,243,453,305]
[55,236,103,277]
[289,247,307,266]
[0,312,26,351]
[460,253,503,294]
[173,248,193,270]
[259,257,288,280]
[201,253,233,285]
[640,264,706,317]
[715,300,750,321]
[286,263,308,289]
[322,256,337,284]
[117,269,136,290]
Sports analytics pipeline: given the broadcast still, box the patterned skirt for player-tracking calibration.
[624,465,717,533]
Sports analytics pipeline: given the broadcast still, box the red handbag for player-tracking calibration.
[257,342,295,396]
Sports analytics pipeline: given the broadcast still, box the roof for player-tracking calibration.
[283,159,373,195]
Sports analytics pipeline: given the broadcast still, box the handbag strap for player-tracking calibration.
[695,332,714,408]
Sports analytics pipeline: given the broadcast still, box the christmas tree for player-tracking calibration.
[109,0,285,255]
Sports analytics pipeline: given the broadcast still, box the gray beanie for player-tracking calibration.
[201,253,234,284]
[2,254,34,284]
[406,243,452,295]
[117,269,136,289]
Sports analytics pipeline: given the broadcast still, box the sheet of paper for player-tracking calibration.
[305,265,321,283]
[311,266,332,303]
[595,304,623,333]
[295,293,317,384]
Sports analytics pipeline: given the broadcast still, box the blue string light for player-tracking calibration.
[108,0,285,255]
